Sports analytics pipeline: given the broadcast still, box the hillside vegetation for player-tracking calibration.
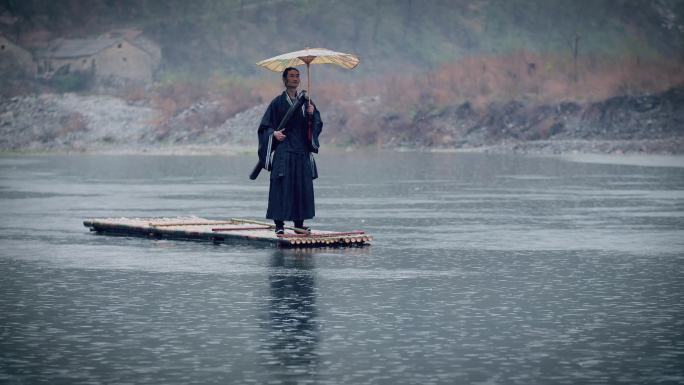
[3,0,683,74]
[1,0,683,153]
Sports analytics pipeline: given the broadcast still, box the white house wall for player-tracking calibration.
[0,36,35,74]
[94,40,153,83]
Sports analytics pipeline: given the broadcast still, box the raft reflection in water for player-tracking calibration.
[261,250,320,381]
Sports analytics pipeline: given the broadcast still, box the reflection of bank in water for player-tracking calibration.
[260,249,320,380]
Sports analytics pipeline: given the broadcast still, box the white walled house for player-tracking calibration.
[0,34,35,75]
[37,34,161,84]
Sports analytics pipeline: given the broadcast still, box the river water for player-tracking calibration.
[1,152,683,384]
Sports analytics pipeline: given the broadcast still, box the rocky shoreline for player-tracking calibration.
[1,87,682,156]
[374,87,684,155]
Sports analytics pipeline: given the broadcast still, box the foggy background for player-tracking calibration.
[1,0,683,152]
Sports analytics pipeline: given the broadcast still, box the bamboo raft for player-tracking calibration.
[83,217,373,248]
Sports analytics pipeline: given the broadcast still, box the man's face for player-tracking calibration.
[284,70,300,88]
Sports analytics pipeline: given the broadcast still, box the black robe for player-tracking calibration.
[257,91,323,221]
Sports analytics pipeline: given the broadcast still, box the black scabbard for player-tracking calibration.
[249,161,263,180]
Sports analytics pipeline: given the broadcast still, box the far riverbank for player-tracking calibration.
[2,87,682,156]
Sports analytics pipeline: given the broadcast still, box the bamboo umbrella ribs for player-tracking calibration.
[256,47,360,108]
[256,48,360,72]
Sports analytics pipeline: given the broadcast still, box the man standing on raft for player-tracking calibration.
[257,67,323,234]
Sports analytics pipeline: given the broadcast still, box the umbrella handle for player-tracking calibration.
[306,62,312,111]
[306,63,313,142]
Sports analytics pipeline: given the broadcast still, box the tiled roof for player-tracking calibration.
[39,37,121,58]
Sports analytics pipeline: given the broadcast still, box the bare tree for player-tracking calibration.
[568,33,581,83]
[402,0,413,39]
[372,0,383,44]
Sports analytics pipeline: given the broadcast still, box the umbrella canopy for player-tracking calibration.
[256,47,360,72]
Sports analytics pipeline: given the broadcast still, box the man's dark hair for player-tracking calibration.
[282,67,299,80]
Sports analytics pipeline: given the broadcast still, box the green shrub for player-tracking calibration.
[51,72,92,93]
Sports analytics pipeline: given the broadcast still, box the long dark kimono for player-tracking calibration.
[257,91,323,221]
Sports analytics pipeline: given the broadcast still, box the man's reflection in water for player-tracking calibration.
[262,249,319,383]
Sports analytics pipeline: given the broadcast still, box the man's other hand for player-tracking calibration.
[274,131,286,141]
[307,104,315,115]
